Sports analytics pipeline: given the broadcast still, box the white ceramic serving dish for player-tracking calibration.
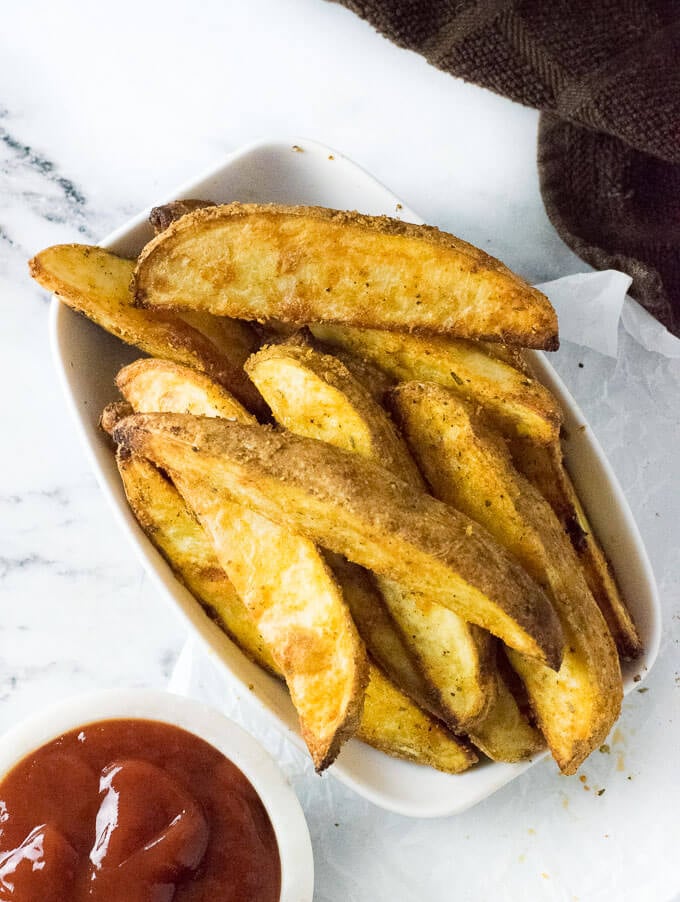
[0,689,313,900]
[49,138,661,818]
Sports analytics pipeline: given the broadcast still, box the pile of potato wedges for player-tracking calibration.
[30,201,641,776]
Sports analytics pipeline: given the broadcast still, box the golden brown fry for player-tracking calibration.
[173,469,369,771]
[467,669,544,762]
[509,436,642,660]
[116,449,279,674]
[310,324,561,444]
[112,414,564,669]
[29,243,265,415]
[247,341,499,731]
[392,382,622,773]
[133,203,558,348]
[245,342,422,486]
[116,358,253,421]
[357,665,477,774]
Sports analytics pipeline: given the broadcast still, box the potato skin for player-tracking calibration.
[113,413,564,669]
[117,449,280,675]
[392,382,622,773]
[149,198,216,234]
[29,243,265,415]
[357,665,477,774]
[509,435,642,660]
[134,202,558,348]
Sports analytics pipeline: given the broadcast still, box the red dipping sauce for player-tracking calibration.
[0,719,281,901]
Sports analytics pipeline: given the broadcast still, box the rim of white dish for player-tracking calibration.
[46,136,661,818]
[0,689,314,901]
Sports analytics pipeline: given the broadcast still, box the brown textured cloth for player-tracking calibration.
[334,0,680,337]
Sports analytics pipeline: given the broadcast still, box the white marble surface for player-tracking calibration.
[1,2,679,900]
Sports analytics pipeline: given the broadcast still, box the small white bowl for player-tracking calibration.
[0,689,314,901]
[49,138,661,817]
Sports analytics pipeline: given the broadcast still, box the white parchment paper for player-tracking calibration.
[169,271,680,902]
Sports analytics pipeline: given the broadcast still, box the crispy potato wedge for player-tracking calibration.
[358,665,476,773]
[28,243,265,415]
[392,382,622,773]
[509,435,642,660]
[327,552,476,770]
[116,448,279,675]
[247,341,499,730]
[310,324,561,444]
[373,576,544,764]
[468,668,544,762]
[167,471,369,771]
[133,203,558,348]
[113,414,564,668]
[116,358,254,421]
[110,369,462,770]
[245,342,423,486]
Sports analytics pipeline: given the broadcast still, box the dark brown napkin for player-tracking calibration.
[334,0,680,337]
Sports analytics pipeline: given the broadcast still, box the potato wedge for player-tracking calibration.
[169,472,368,771]
[133,203,558,348]
[245,342,423,486]
[116,448,279,674]
[114,360,368,770]
[310,324,561,444]
[113,413,564,668]
[509,436,642,660]
[468,668,544,762]
[392,382,622,773]
[377,578,543,760]
[116,358,253,420]
[247,341,500,731]
[358,665,476,773]
[28,243,265,415]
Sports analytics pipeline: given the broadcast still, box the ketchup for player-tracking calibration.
[0,719,281,901]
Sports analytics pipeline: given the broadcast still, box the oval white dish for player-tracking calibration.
[0,689,314,901]
[49,138,661,818]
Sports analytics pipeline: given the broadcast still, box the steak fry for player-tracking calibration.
[133,203,558,348]
[112,413,564,669]
[391,382,622,774]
